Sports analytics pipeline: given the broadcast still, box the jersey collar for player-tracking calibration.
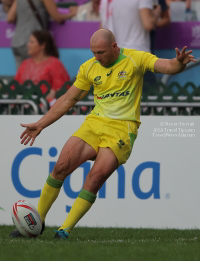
[105,52,126,68]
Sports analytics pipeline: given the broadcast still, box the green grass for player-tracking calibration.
[1,226,200,261]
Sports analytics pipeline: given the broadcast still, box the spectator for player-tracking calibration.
[7,0,77,70]
[99,0,161,91]
[156,0,170,28]
[166,0,189,8]
[99,0,161,52]
[151,0,170,54]
[148,0,170,92]
[0,1,6,20]
[14,30,70,107]
[71,0,100,21]
[0,0,14,20]
[1,0,13,12]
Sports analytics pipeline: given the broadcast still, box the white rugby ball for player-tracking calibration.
[11,200,42,237]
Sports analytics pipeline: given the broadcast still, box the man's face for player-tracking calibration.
[90,41,116,67]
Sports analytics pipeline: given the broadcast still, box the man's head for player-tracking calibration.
[90,29,119,67]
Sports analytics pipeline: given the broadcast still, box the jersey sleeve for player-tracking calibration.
[73,62,92,91]
[131,51,159,74]
[139,52,159,74]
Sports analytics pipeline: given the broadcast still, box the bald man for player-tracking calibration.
[10,29,196,239]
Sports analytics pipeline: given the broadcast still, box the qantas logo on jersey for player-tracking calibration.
[97,91,130,99]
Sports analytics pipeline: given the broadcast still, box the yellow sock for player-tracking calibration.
[37,174,63,223]
[60,189,96,233]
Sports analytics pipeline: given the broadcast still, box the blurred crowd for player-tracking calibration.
[0,0,198,110]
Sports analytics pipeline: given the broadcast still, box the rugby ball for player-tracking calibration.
[11,200,42,237]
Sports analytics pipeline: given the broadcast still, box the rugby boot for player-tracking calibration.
[54,228,69,239]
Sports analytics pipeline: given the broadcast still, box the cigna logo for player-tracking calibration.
[11,147,160,213]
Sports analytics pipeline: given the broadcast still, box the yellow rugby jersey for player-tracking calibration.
[74,48,159,126]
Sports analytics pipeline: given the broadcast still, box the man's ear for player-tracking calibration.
[112,42,117,49]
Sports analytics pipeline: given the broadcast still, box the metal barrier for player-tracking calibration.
[141,102,200,115]
[1,100,200,116]
[74,101,200,116]
[0,99,39,115]
[73,101,94,115]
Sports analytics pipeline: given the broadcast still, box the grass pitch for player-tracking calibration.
[1,226,200,261]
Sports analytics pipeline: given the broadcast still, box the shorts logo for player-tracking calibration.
[24,213,37,230]
[94,76,102,85]
[106,69,113,76]
[117,140,125,149]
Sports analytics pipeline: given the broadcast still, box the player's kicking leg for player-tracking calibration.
[9,136,97,238]
[54,147,118,239]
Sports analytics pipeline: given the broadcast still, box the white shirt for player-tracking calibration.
[99,0,153,52]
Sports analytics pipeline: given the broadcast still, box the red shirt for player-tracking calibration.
[15,57,70,94]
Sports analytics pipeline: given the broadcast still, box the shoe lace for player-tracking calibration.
[54,228,69,239]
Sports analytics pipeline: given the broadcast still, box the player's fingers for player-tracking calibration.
[20,134,29,144]
[181,46,187,53]
[24,137,32,145]
[186,50,193,55]
[188,55,194,58]
[190,58,197,62]
[20,123,30,128]
[20,130,27,139]
[30,137,35,146]
[175,47,180,56]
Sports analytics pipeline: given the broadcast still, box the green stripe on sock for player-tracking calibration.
[46,174,63,188]
[78,189,96,203]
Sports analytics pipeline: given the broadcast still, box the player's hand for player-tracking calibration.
[20,123,43,146]
[176,46,197,65]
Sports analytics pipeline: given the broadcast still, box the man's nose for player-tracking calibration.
[95,54,101,61]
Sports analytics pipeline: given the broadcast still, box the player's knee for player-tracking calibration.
[85,169,106,192]
[53,161,70,180]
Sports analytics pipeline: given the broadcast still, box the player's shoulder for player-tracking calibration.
[82,57,97,67]
[79,57,97,72]
[121,48,157,64]
[121,47,146,58]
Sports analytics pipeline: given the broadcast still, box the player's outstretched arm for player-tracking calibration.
[154,46,197,75]
[20,85,88,146]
